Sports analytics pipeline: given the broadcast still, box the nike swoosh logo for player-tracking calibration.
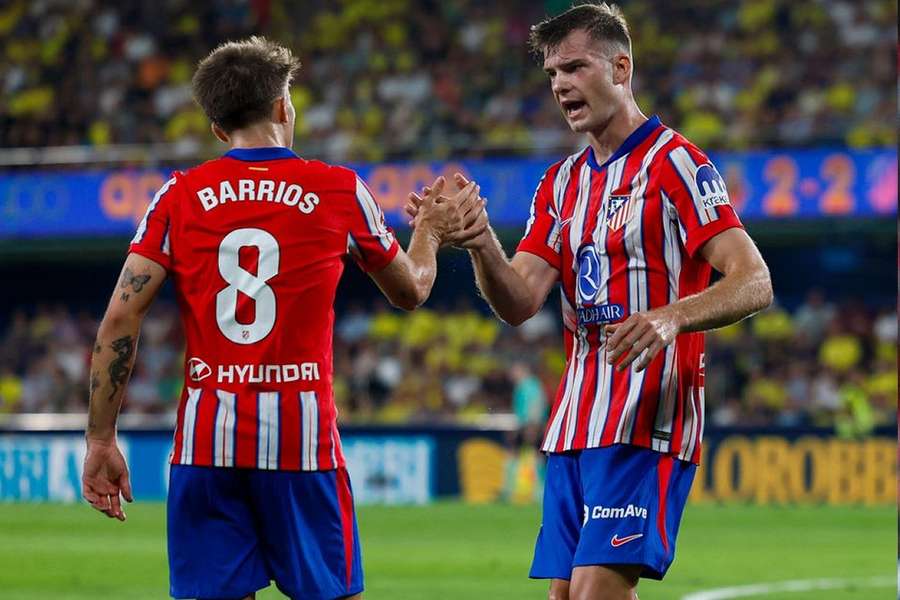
[610,533,644,547]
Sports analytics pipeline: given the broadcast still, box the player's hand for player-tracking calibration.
[412,177,487,247]
[604,307,683,372]
[448,172,493,250]
[82,437,133,522]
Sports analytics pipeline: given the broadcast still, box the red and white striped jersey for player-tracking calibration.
[517,116,742,464]
[130,146,399,471]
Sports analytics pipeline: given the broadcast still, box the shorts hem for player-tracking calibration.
[283,585,364,600]
[570,559,667,581]
[528,572,571,581]
[170,580,270,599]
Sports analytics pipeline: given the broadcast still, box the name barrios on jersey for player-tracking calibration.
[197,179,320,214]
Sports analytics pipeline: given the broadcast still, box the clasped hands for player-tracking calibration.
[405,173,491,249]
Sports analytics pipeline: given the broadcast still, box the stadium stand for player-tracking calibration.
[1,297,895,434]
[0,0,895,159]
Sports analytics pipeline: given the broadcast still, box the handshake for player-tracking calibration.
[404,172,492,250]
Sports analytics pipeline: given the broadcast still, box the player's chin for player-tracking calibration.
[565,113,593,133]
[567,118,591,133]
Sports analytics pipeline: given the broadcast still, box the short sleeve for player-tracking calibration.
[346,176,400,272]
[129,174,181,270]
[515,163,563,269]
[663,145,743,259]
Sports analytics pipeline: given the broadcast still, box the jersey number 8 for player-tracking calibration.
[216,228,279,344]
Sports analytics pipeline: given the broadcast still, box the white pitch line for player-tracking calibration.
[681,576,895,600]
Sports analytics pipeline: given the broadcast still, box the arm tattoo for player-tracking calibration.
[120,267,151,293]
[107,336,135,403]
[88,372,101,433]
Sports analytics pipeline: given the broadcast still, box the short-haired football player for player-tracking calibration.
[82,36,485,600]
[408,4,772,599]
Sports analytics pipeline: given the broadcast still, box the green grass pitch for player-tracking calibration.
[0,502,893,599]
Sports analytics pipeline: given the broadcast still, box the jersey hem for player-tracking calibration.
[685,221,743,260]
[361,239,400,273]
[542,441,699,465]
[127,247,171,271]
[169,460,347,472]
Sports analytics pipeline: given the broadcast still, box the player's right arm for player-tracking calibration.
[466,233,558,326]
[352,175,485,311]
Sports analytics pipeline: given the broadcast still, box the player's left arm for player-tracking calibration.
[83,252,167,521]
[606,227,773,371]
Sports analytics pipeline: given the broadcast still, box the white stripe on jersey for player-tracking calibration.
[585,156,627,447]
[615,129,674,443]
[669,147,717,226]
[679,386,698,461]
[694,386,706,459]
[355,177,394,251]
[652,191,684,452]
[257,392,280,470]
[132,177,176,244]
[542,156,591,452]
[180,388,202,464]
[552,152,581,218]
[522,171,549,239]
[562,163,598,448]
[213,390,236,467]
[301,391,319,470]
[329,421,338,467]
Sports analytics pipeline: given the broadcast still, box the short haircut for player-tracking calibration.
[192,36,301,133]
[529,2,631,59]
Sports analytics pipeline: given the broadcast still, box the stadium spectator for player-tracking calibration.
[0,0,895,159]
[0,298,895,433]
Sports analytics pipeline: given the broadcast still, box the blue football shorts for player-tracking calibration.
[167,465,363,600]
[530,444,696,581]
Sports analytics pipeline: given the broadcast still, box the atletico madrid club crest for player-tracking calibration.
[606,194,635,231]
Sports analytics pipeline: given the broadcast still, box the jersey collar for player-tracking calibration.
[587,114,662,172]
[224,146,299,161]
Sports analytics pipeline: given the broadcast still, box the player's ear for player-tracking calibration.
[273,96,289,124]
[211,123,230,144]
[612,53,631,86]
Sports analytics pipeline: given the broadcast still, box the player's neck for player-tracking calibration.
[586,103,647,166]
[227,126,290,150]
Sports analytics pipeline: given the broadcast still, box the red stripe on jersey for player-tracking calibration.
[668,338,689,456]
[234,391,258,469]
[628,187,670,446]
[192,390,218,465]
[691,386,704,463]
[171,389,188,464]
[331,419,345,467]
[317,402,335,469]
[279,393,301,470]
[569,169,607,447]
[598,145,648,446]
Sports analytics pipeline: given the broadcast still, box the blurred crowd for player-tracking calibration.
[0,291,895,437]
[1,0,895,161]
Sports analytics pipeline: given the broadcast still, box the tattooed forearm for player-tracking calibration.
[120,267,151,293]
[107,336,135,403]
[87,371,101,434]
